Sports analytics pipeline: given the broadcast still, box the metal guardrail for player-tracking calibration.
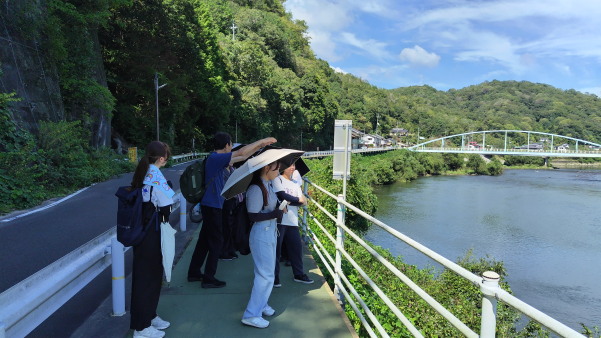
[0,193,185,338]
[411,146,601,158]
[303,147,394,159]
[170,152,207,163]
[171,147,392,162]
[299,179,584,337]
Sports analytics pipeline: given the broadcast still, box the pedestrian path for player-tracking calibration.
[141,227,357,338]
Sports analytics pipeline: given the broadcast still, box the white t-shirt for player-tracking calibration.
[291,170,303,187]
[272,175,302,227]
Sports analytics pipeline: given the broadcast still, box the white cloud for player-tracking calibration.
[399,45,440,68]
[578,87,601,97]
[308,30,341,62]
[340,32,391,61]
[331,66,348,74]
[402,0,601,74]
[286,0,601,91]
[285,0,397,62]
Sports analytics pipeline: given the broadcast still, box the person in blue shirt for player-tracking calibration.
[187,132,276,288]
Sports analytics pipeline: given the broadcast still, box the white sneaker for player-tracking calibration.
[133,326,165,338]
[151,315,171,330]
[262,305,275,317]
[241,316,270,328]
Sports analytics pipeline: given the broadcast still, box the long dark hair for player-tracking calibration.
[131,141,171,188]
[249,170,268,207]
[249,161,278,207]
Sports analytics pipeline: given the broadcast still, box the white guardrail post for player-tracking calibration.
[301,180,309,242]
[480,271,500,337]
[110,238,126,316]
[179,193,187,231]
[334,194,345,305]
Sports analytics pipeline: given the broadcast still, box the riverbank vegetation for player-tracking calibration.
[303,151,597,337]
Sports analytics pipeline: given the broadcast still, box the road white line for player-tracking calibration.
[1,185,93,223]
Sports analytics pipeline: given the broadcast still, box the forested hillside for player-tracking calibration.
[2,0,601,154]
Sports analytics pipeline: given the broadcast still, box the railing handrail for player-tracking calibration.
[170,152,207,163]
[410,146,601,158]
[300,178,584,337]
[0,229,116,338]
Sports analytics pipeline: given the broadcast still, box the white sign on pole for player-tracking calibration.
[333,120,352,180]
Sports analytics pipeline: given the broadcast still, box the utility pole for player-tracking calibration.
[231,21,238,41]
[154,73,167,141]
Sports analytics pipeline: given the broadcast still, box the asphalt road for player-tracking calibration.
[0,161,194,337]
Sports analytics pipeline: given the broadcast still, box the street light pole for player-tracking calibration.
[154,72,167,141]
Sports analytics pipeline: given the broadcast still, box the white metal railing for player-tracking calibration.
[303,147,394,159]
[169,147,391,162]
[0,193,186,338]
[170,152,207,163]
[299,179,584,338]
[410,146,601,158]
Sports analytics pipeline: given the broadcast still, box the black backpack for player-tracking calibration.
[180,157,212,204]
[115,186,156,247]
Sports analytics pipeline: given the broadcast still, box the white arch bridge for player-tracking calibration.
[408,130,601,158]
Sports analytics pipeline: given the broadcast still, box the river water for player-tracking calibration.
[364,169,601,331]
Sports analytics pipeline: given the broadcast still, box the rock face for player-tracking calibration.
[0,1,111,148]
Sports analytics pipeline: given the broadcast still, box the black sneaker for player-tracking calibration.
[187,274,204,282]
[201,278,226,288]
[219,256,234,261]
[294,274,314,284]
[273,277,282,288]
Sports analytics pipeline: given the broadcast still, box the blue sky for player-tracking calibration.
[283,0,601,96]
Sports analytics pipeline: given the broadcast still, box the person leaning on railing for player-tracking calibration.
[272,163,314,288]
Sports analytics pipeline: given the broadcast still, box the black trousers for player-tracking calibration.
[130,222,162,331]
[275,224,304,279]
[187,206,223,281]
[221,199,237,257]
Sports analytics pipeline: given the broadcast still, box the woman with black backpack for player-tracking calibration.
[129,141,174,338]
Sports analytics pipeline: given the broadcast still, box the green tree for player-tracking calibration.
[466,154,487,174]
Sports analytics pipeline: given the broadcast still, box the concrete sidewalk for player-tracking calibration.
[146,226,356,337]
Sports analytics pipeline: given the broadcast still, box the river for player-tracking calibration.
[364,169,601,331]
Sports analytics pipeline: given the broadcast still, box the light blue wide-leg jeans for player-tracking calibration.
[243,220,277,319]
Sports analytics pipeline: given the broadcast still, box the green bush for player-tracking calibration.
[487,158,504,175]
[467,154,487,174]
[504,155,545,166]
[1,119,134,215]
[443,153,464,170]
